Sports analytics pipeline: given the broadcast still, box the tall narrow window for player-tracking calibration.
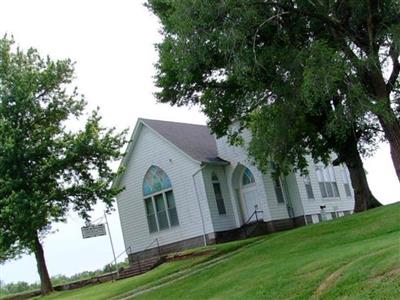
[342,167,352,197]
[315,166,340,198]
[144,197,157,233]
[155,194,168,230]
[166,191,179,226]
[303,174,314,199]
[328,167,340,197]
[274,178,285,203]
[316,168,327,197]
[143,166,179,233]
[212,172,226,215]
[270,163,285,204]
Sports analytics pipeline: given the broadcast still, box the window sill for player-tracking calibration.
[321,197,341,200]
[217,213,228,217]
[149,224,180,235]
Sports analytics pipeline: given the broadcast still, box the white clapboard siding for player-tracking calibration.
[201,166,238,231]
[215,130,273,222]
[284,173,305,217]
[116,124,213,254]
[259,171,290,220]
[294,157,355,216]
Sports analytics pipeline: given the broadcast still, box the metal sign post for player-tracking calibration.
[81,213,119,279]
[104,212,119,279]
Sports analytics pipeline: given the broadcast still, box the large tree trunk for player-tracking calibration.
[343,140,381,212]
[366,69,400,182]
[33,234,53,295]
[378,113,400,182]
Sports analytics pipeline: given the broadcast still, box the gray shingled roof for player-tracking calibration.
[141,118,227,164]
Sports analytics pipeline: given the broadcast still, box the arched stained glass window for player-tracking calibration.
[143,166,179,233]
[242,167,255,186]
[143,165,172,196]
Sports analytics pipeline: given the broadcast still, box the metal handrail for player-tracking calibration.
[141,238,160,256]
[107,246,132,269]
[242,209,264,238]
[136,238,161,273]
[106,246,132,280]
[243,210,264,226]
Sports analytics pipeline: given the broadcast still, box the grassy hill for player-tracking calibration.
[38,203,400,300]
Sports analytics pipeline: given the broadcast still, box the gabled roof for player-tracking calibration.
[141,118,224,164]
[112,118,227,189]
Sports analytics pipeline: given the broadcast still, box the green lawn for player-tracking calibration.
[34,238,258,300]
[38,203,400,299]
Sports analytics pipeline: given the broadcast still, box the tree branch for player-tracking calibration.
[256,1,368,54]
[387,46,400,92]
[366,0,379,56]
[252,12,289,71]
[259,1,343,31]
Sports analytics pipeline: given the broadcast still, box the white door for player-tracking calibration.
[240,167,260,223]
[242,187,259,223]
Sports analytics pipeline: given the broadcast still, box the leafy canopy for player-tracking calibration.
[0,37,127,261]
[147,0,399,174]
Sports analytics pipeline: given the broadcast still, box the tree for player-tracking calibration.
[0,38,126,295]
[246,42,382,211]
[146,0,398,210]
[148,0,400,181]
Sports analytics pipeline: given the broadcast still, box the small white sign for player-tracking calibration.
[81,224,106,239]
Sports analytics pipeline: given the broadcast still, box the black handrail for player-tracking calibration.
[243,209,264,226]
[107,246,132,280]
[135,238,161,273]
[242,209,264,238]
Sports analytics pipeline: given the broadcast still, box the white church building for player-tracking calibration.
[114,118,355,261]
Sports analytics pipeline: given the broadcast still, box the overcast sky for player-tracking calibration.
[0,0,399,285]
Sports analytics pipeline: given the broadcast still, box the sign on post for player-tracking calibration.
[81,223,106,239]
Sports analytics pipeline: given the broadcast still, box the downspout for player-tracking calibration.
[192,164,208,246]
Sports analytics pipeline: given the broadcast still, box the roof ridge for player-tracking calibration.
[140,118,208,128]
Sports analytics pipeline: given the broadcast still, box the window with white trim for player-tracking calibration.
[270,163,285,204]
[143,166,179,233]
[303,174,314,199]
[315,166,340,198]
[274,178,285,203]
[211,172,226,215]
[342,166,352,197]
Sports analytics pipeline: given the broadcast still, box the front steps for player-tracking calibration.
[117,256,164,280]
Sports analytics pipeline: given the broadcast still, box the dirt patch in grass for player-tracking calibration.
[370,267,400,282]
[314,247,394,297]
[314,262,351,297]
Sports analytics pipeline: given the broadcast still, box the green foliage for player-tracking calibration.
[0,257,131,296]
[0,37,127,262]
[147,0,399,175]
[0,280,38,296]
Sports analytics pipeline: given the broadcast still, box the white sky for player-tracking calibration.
[0,0,399,285]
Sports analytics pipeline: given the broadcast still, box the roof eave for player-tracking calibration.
[200,159,230,166]
[111,120,144,190]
